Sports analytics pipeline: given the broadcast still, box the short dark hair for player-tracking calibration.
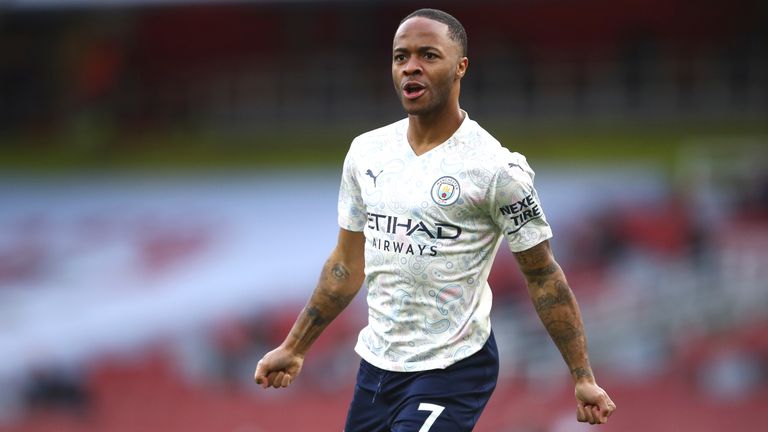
[400,8,467,57]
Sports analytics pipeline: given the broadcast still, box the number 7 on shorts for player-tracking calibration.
[417,403,445,432]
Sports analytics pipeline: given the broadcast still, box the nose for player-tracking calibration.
[402,56,422,76]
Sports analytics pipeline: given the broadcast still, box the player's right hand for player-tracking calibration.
[254,346,304,389]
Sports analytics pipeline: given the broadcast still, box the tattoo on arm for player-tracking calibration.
[306,306,327,327]
[321,263,354,308]
[288,305,328,351]
[514,241,550,267]
[516,242,558,283]
[533,280,571,313]
[287,260,358,353]
[571,367,594,380]
[534,283,593,382]
[331,263,350,280]
[521,262,559,279]
[320,290,355,310]
[544,320,582,355]
[517,242,594,382]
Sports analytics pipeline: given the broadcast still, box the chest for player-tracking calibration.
[357,150,490,224]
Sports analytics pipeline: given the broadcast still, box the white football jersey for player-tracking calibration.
[338,112,552,372]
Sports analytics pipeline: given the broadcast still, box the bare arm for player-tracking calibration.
[254,228,365,388]
[282,228,366,355]
[514,240,616,424]
[514,239,593,383]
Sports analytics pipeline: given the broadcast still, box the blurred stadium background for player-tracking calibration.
[1,0,767,431]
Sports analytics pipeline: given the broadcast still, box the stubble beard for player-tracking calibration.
[398,75,455,117]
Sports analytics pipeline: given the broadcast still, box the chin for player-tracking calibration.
[400,95,449,117]
[401,102,433,116]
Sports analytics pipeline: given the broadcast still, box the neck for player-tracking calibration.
[407,101,464,156]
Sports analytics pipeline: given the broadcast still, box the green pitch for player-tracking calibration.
[1,119,765,172]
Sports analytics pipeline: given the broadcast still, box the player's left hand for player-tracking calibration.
[575,381,616,425]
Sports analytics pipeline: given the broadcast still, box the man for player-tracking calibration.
[254,8,616,431]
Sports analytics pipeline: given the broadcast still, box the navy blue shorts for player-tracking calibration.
[344,332,499,432]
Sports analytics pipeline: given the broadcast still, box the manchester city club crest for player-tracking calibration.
[431,176,461,206]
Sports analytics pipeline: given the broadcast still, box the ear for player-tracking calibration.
[455,57,468,80]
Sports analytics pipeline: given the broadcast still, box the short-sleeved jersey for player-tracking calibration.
[338,112,552,372]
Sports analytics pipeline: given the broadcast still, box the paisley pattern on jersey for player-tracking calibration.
[338,112,553,372]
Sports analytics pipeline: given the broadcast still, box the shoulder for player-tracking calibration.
[458,120,536,184]
[349,118,407,151]
[343,119,406,167]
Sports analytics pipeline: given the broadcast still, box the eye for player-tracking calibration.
[393,54,406,63]
[424,52,438,60]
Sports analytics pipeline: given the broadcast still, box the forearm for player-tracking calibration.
[524,262,594,383]
[282,255,364,356]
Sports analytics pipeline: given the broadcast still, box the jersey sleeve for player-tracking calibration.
[489,152,553,252]
[337,142,367,232]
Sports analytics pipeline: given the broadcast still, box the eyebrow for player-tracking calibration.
[393,45,441,53]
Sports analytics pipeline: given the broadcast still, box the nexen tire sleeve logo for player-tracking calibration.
[499,193,543,234]
[431,176,460,206]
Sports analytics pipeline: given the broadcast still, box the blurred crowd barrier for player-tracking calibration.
[1,0,765,138]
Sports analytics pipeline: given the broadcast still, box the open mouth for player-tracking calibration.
[403,82,426,100]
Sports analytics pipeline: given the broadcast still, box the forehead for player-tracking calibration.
[393,16,454,51]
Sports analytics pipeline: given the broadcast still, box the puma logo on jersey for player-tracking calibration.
[365,169,383,187]
[508,162,523,172]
